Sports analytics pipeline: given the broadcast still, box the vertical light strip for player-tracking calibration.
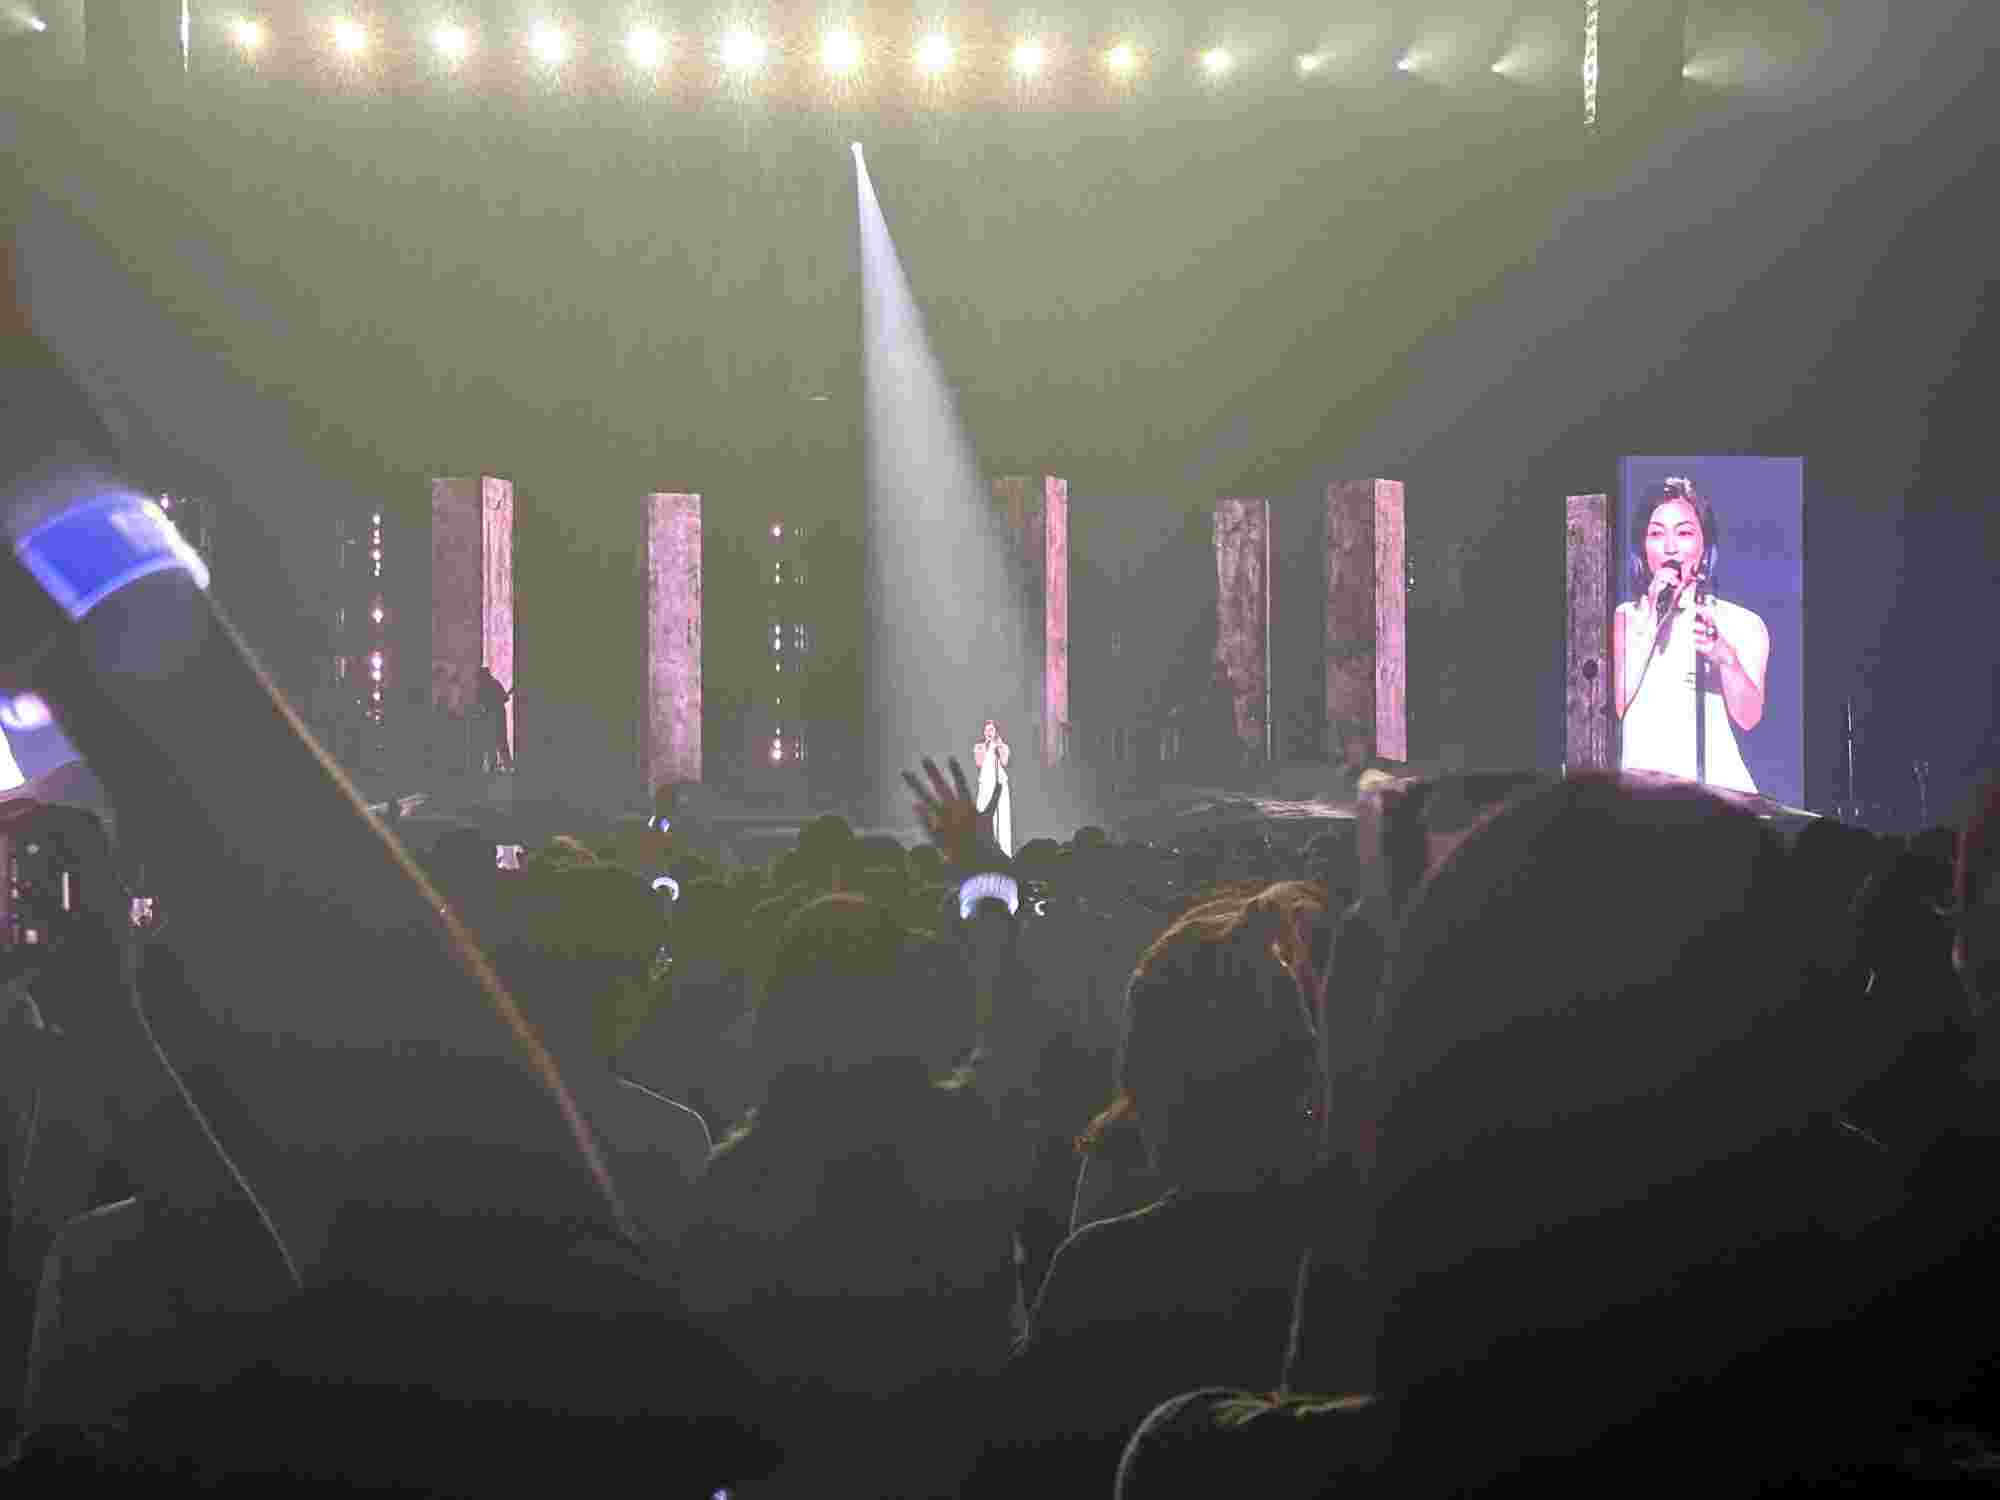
[1583,0,1600,129]
[181,0,190,75]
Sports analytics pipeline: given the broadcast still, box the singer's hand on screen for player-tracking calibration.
[1692,606,1734,667]
[903,755,982,871]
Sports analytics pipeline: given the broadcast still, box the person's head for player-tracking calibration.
[424,825,506,938]
[1417,770,1554,877]
[754,892,931,1083]
[846,862,908,913]
[507,864,663,1059]
[1845,851,1971,1123]
[982,718,999,744]
[1304,826,1360,910]
[1086,885,1322,1189]
[1369,774,1835,1471]
[527,834,599,875]
[793,813,854,887]
[1951,779,2000,1017]
[597,814,671,874]
[666,877,735,960]
[1014,837,1064,878]
[908,843,946,885]
[1629,476,1721,600]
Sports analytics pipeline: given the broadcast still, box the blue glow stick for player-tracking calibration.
[14,493,210,622]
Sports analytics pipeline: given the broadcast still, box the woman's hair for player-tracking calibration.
[1627,475,1722,601]
[511,863,659,968]
[1077,883,1322,1172]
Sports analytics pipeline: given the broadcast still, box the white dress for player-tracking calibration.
[1618,594,1759,795]
[0,726,23,794]
[975,743,1013,858]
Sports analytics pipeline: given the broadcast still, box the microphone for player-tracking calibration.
[1654,559,1683,627]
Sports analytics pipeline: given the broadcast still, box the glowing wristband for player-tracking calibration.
[958,872,1019,921]
[14,494,210,622]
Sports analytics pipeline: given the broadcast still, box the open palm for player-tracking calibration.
[903,755,992,871]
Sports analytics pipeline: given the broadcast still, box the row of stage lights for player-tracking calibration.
[216,14,1525,86]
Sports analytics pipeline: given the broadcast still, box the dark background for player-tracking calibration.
[5,2,1994,829]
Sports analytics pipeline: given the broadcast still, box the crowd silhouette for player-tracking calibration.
[4,232,1999,1495]
[4,748,1998,1494]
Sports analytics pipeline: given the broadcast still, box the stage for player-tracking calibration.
[348,757,1820,876]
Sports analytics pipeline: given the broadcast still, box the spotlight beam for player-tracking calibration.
[853,148,1044,834]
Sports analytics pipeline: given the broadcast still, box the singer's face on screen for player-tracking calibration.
[1643,499,1706,581]
[983,720,998,743]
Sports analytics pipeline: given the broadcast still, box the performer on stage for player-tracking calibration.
[1613,477,1770,795]
[971,717,1013,858]
[476,664,513,774]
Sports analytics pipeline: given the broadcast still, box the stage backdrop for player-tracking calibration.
[1619,457,1804,810]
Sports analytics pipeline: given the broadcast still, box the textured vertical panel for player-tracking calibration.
[1374,481,1407,762]
[430,477,482,722]
[1325,480,1408,764]
[990,475,1070,768]
[482,477,515,761]
[1213,498,1270,759]
[1043,477,1069,768]
[645,493,702,792]
[1565,494,1613,772]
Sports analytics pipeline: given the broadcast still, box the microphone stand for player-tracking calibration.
[1843,699,1858,824]
[1692,575,1710,786]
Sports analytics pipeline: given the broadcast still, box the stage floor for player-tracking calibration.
[360,766,1820,866]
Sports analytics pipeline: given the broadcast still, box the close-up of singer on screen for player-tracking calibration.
[1613,477,1772,796]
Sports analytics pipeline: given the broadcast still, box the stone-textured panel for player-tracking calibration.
[645,493,703,792]
[1565,494,1613,772]
[482,478,515,758]
[1325,479,1408,763]
[430,476,483,723]
[1214,498,1270,760]
[1043,477,1069,769]
[991,474,1071,768]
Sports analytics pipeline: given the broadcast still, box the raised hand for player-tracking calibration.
[903,755,986,872]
